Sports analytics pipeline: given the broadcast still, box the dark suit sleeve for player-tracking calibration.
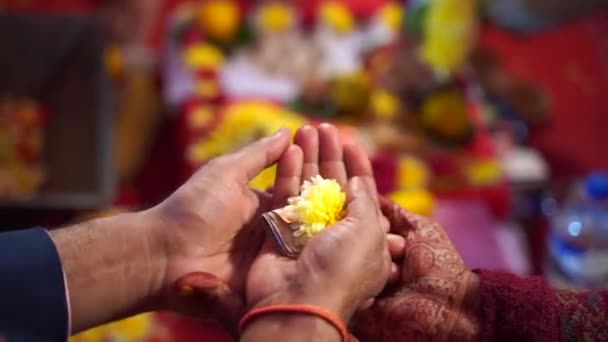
[0,228,69,341]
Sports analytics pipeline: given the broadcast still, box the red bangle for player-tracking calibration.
[239,304,349,341]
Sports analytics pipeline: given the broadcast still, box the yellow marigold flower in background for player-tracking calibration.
[284,175,346,237]
[319,1,354,34]
[371,89,399,120]
[70,313,152,342]
[466,158,502,186]
[389,188,434,217]
[186,101,307,190]
[397,156,429,189]
[249,165,277,191]
[420,90,471,140]
[420,0,476,76]
[183,43,225,70]
[331,72,370,113]
[378,2,404,32]
[257,2,295,33]
[197,0,240,42]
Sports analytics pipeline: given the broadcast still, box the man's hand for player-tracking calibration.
[146,128,292,325]
[245,125,403,317]
[241,124,393,341]
[353,198,480,342]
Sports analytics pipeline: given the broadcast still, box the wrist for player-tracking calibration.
[461,271,480,317]
[251,286,356,323]
[50,211,169,332]
[448,271,481,340]
[241,310,343,342]
[131,209,169,311]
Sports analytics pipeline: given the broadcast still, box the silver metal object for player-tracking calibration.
[263,209,311,258]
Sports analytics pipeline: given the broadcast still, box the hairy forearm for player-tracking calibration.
[240,314,342,342]
[50,210,165,334]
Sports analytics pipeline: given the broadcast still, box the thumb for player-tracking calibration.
[221,128,291,186]
[344,177,378,224]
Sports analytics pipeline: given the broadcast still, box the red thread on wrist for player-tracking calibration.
[239,304,349,341]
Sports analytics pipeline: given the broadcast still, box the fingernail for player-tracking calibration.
[319,122,332,128]
[269,127,288,138]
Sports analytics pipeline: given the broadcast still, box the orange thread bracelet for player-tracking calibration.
[239,304,349,341]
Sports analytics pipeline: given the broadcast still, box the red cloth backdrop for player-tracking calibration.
[480,13,608,178]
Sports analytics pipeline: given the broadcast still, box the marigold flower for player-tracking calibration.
[283,175,346,237]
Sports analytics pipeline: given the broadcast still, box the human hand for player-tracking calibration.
[245,124,397,322]
[144,128,291,326]
[353,198,480,341]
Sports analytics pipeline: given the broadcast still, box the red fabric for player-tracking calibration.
[555,288,608,341]
[476,270,608,341]
[475,270,560,342]
[480,13,608,178]
[370,153,397,195]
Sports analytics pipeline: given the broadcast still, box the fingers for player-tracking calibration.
[343,144,373,179]
[272,145,303,208]
[318,123,347,186]
[387,233,406,260]
[344,144,389,231]
[295,125,319,181]
[212,128,291,186]
[379,196,417,236]
[344,144,378,197]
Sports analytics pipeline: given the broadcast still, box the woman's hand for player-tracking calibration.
[353,198,480,341]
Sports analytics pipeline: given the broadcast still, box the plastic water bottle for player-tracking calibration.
[546,172,608,289]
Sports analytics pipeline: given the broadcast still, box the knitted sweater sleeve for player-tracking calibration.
[476,270,608,342]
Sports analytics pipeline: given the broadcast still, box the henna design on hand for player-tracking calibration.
[353,199,480,342]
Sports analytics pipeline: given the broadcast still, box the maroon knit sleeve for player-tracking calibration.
[554,287,608,341]
[475,270,608,342]
[474,270,560,342]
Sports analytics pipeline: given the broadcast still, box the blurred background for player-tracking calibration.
[0,0,607,340]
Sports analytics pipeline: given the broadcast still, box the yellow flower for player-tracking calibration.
[249,165,277,191]
[466,158,502,186]
[186,101,306,190]
[419,90,471,140]
[284,175,346,237]
[71,313,152,342]
[319,1,354,34]
[257,2,295,33]
[397,156,429,189]
[197,0,240,42]
[389,189,434,217]
[183,43,225,70]
[331,72,370,113]
[420,0,476,75]
[378,2,404,32]
[371,89,399,120]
